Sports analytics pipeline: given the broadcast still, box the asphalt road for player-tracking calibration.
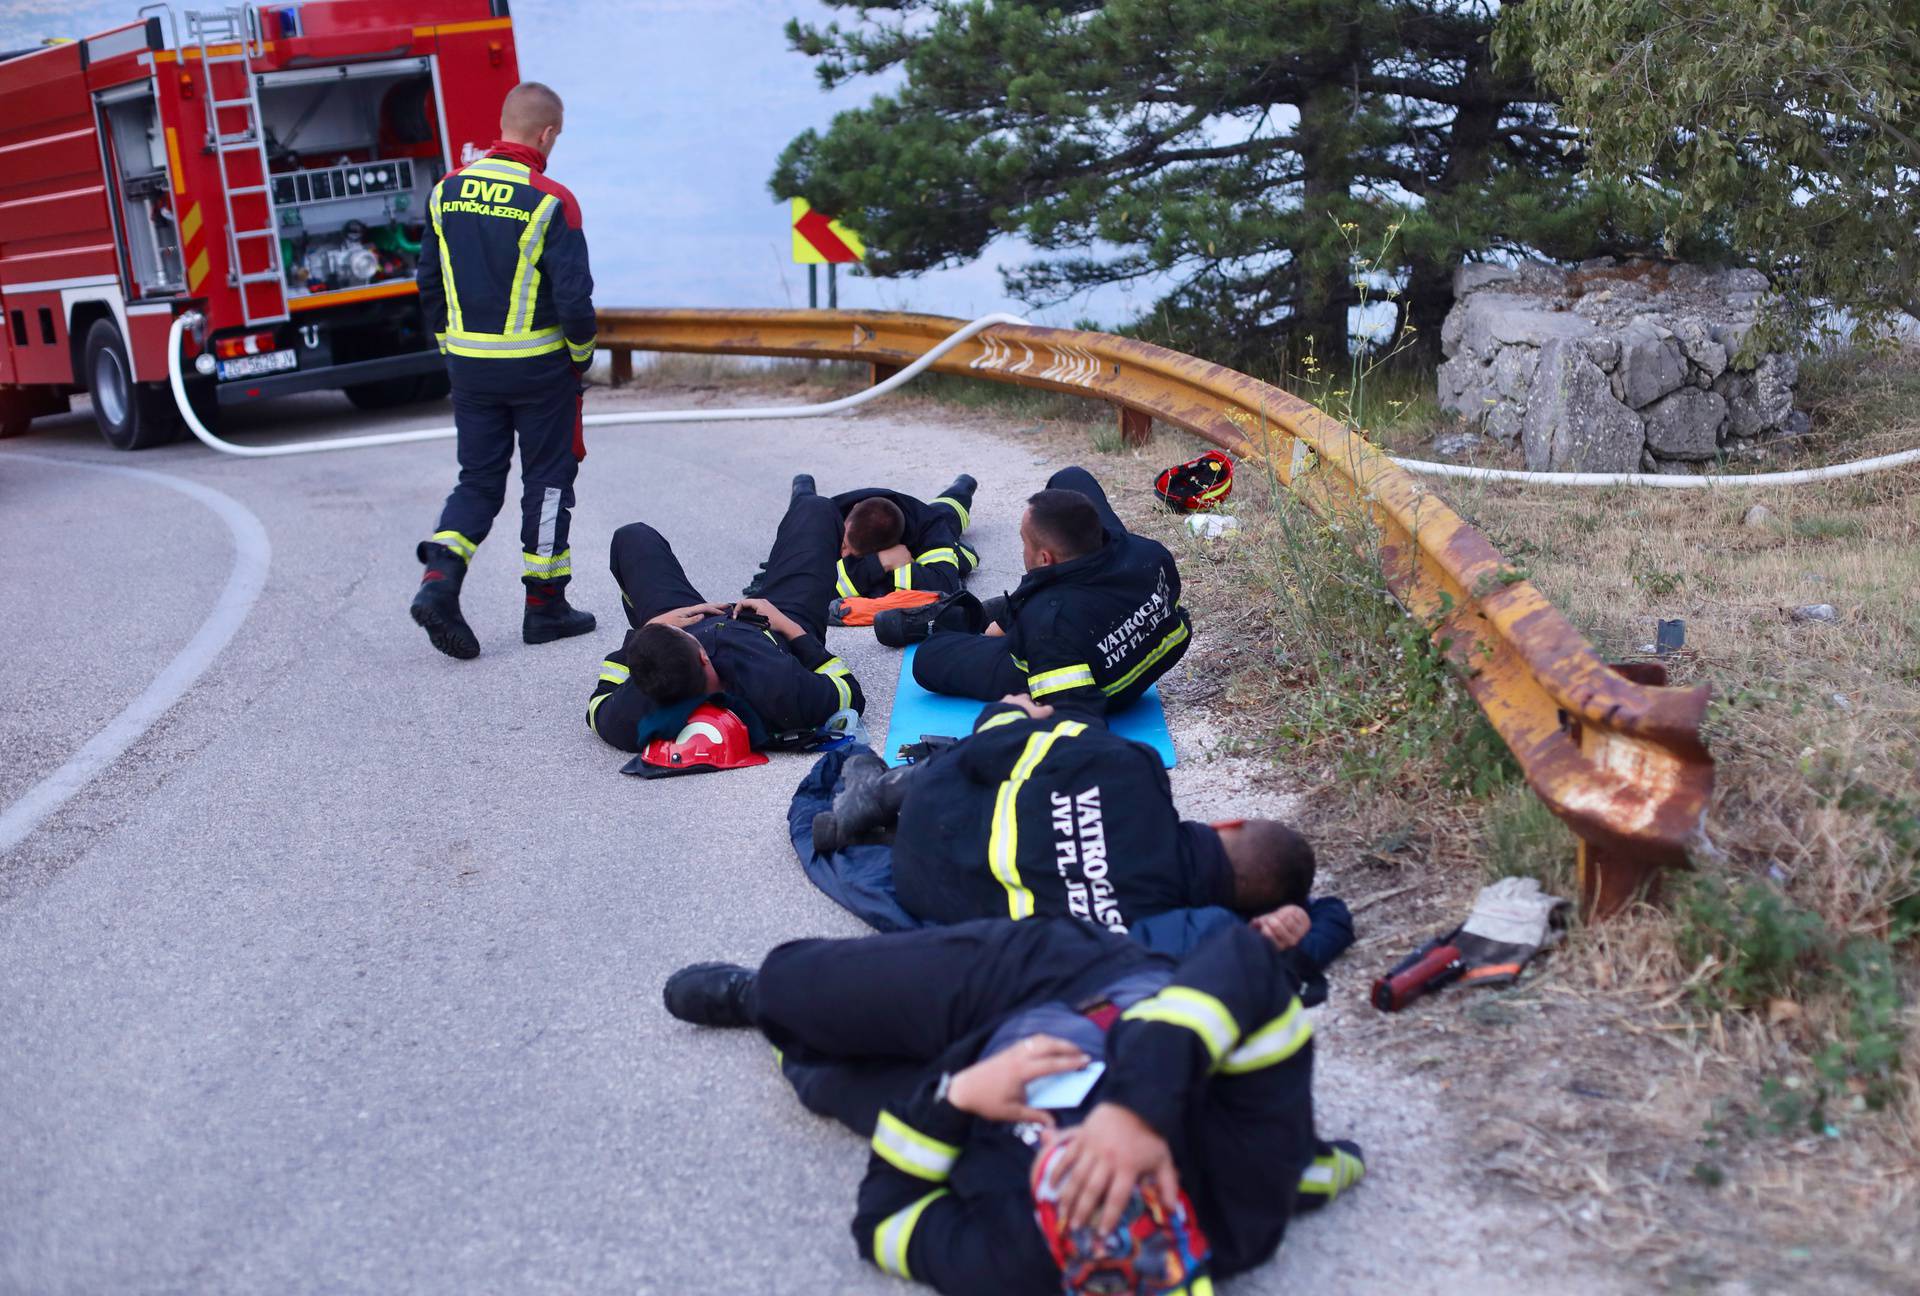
[0,384,1598,1294]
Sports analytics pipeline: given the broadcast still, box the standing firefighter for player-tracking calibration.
[410,82,599,659]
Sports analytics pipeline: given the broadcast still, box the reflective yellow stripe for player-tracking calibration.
[987,721,1086,919]
[1028,663,1095,699]
[872,1188,949,1280]
[835,560,859,599]
[931,495,971,531]
[431,529,478,561]
[430,186,462,331]
[1220,998,1312,1074]
[893,564,913,591]
[586,691,611,736]
[1101,616,1190,696]
[463,159,530,181]
[815,657,853,711]
[567,336,596,364]
[975,710,1024,733]
[598,659,630,686]
[872,1111,960,1182]
[506,194,559,336]
[445,326,565,359]
[1121,985,1240,1065]
[523,549,573,579]
[914,546,959,568]
[1297,1146,1364,1198]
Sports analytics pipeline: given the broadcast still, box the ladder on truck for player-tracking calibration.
[187,6,287,326]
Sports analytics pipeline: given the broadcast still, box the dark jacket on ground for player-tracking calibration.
[586,615,862,752]
[1003,520,1190,715]
[831,488,977,598]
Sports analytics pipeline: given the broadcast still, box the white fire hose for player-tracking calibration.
[169,311,1916,485]
[166,310,1033,457]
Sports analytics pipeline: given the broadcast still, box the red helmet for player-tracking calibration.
[1031,1139,1212,1295]
[1154,451,1234,513]
[623,705,769,779]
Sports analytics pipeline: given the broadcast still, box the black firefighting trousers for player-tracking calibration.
[610,491,842,638]
[426,353,584,587]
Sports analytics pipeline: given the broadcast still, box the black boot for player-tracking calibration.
[938,473,977,507]
[791,473,817,499]
[1293,1140,1366,1212]
[524,582,596,645]
[813,754,917,854]
[875,590,986,648]
[663,962,756,1027]
[742,561,770,599]
[411,542,480,660]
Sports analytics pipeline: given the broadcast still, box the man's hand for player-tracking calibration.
[876,544,913,572]
[945,1035,1089,1127]
[997,693,1055,721]
[646,603,725,629]
[733,597,804,640]
[1251,905,1310,952]
[1048,1102,1180,1233]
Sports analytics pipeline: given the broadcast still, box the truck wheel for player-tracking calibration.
[414,372,451,402]
[84,319,181,451]
[343,375,425,410]
[1,386,63,438]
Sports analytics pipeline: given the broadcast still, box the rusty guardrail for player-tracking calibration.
[596,308,1713,917]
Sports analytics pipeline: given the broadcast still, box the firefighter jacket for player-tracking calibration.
[416,141,596,367]
[893,703,1228,933]
[587,615,862,752]
[1002,521,1191,715]
[830,488,978,598]
[847,919,1320,1292]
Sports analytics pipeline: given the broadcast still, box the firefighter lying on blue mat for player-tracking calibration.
[789,693,1354,988]
[740,474,982,611]
[586,475,863,754]
[902,466,1192,717]
[664,917,1364,1294]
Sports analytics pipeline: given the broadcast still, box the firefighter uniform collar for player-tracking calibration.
[484,140,549,173]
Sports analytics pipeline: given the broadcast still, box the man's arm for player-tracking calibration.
[850,1047,1079,1291]
[416,184,448,350]
[585,648,649,752]
[540,184,596,370]
[735,598,866,722]
[1014,599,1105,716]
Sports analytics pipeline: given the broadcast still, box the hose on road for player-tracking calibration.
[166,310,1033,458]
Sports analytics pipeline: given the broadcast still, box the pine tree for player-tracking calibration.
[773,0,1653,369]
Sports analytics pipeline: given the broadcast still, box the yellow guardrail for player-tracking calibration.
[596,307,1714,917]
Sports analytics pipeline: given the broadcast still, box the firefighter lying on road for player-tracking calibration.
[826,475,980,601]
[803,694,1353,989]
[664,917,1363,1294]
[904,467,1192,715]
[586,476,865,753]
[411,81,600,660]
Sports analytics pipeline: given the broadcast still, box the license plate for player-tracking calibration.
[217,349,298,381]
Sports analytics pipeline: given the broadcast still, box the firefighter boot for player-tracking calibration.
[1293,1140,1366,1212]
[874,589,986,648]
[524,583,597,645]
[663,961,757,1027]
[791,473,817,498]
[411,543,481,660]
[812,753,917,853]
[938,473,977,507]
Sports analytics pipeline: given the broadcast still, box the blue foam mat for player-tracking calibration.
[882,644,1177,768]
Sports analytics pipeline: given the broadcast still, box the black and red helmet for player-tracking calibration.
[1153,452,1233,513]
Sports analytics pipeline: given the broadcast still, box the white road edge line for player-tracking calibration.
[0,453,271,853]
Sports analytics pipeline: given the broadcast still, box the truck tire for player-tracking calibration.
[343,374,427,410]
[414,372,451,402]
[84,318,181,451]
[2,386,64,438]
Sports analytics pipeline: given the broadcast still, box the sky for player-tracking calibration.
[2,0,1152,326]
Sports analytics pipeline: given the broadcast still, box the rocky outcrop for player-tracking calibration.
[1436,259,1807,472]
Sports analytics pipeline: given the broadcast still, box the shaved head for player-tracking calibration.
[501,82,565,153]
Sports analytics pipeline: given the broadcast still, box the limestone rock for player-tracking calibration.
[1484,400,1526,445]
[1642,387,1727,460]
[1433,427,1483,457]
[1454,263,1521,297]
[1616,321,1688,408]
[1674,317,1728,381]
[1742,504,1776,528]
[1522,340,1644,472]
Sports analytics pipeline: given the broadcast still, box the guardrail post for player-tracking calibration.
[1118,405,1152,446]
[871,362,902,387]
[610,349,633,388]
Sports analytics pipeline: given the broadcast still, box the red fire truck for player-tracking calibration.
[0,1,521,449]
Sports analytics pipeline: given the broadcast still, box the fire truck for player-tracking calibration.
[0,1,520,449]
